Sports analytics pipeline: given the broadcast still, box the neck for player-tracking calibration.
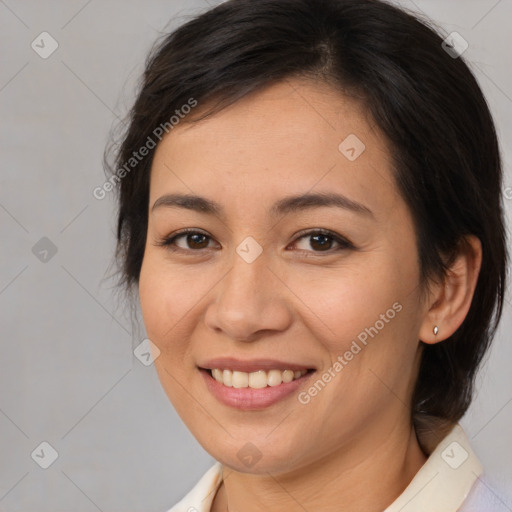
[211,419,428,512]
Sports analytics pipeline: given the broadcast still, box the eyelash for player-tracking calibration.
[155,228,355,255]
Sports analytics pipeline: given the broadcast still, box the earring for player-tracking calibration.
[433,325,439,335]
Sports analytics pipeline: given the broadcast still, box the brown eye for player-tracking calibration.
[291,230,353,253]
[156,228,353,255]
[309,233,334,251]
[179,232,210,249]
[156,229,218,252]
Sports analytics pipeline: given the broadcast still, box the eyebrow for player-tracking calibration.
[151,192,374,218]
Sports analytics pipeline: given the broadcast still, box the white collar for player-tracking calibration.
[168,424,482,512]
[383,423,482,511]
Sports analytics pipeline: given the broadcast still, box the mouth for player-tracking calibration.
[202,367,313,389]
[198,366,316,410]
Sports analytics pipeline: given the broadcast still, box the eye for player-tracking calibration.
[155,228,354,255]
[155,228,218,252]
[289,229,354,253]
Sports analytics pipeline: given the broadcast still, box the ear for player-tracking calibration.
[419,235,482,344]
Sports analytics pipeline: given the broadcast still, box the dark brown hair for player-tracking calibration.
[104,0,508,439]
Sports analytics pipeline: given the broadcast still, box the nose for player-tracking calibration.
[204,245,293,342]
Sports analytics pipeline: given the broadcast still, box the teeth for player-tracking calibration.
[282,370,294,383]
[222,369,232,387]
[210,368,308,388]
[232,371,249,388]
[248,370,267,389]
[267,369,283,387]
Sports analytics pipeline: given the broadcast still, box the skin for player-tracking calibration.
[138,78,482,512]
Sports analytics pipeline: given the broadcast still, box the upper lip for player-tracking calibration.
[198,357,315,373]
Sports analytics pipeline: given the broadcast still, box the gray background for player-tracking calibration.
[1,1,511,510]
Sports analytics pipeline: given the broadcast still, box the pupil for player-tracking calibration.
[311,234,331,251]
[189,234,208,248]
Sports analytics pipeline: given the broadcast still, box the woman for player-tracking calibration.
[105,0,508,510]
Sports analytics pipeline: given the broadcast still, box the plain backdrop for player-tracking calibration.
[1,1,511,510]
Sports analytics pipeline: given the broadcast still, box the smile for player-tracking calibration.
[199,367,315,410]
[210,368,309,389]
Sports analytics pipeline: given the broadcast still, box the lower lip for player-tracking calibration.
[200,369,314,410]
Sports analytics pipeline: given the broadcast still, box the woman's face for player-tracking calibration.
[139,79,429,474]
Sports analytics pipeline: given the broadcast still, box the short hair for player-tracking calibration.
[104,0,508,441]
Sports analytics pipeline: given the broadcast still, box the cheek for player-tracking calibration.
[288,247,422,400]
[138,252,202,343]
[294,259,416,346]
[138,254,197,406]
[138,251,229,382]
[291,266,422,431]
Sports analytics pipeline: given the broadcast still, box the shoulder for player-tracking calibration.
[458,475,512,512]
[165,462,223,512]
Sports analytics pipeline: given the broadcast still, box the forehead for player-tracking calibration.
[149,78,399,221]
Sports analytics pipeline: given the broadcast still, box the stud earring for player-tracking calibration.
[433,325,439,335]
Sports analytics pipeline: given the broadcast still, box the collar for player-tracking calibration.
[168,423,482,512]
[384,423,482,511]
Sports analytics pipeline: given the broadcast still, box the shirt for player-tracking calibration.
[166,424,504,511]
